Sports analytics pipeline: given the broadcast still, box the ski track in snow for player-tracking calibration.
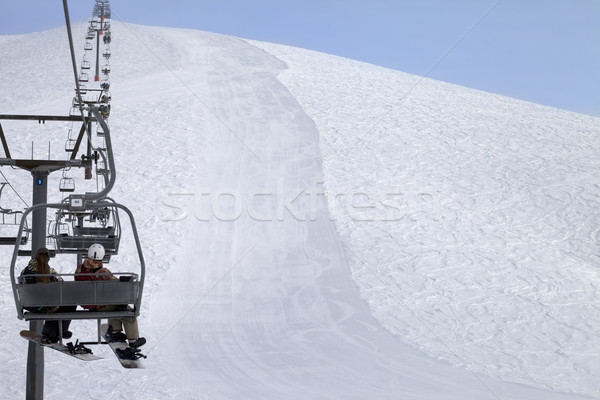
[0,22,597,399]
[251,41,600,398]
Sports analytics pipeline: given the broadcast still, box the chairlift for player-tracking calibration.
[99,104,110,118]
[52,199,121,258]
[96,160,109,175]
[0,211,29,245]
[69,106,81,117]
[48,220,70,237]
[72,97,84,108]
[95,124,105,137]
[103,50,111,59]
[11,198,145,322]
[99,92,111,103]
[59,177,75,193]
[65,139,77,152]
[79,72,89,83]
[101,65,111,75]
[77,85,87,95]
[0,183,29,245]
[100,81,110,91]
[84,42,93,51]
[81,61,90,70]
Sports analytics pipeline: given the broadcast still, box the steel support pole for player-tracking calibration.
[25,170,49,400]
[31,170,48,253]
[25,321,43,400]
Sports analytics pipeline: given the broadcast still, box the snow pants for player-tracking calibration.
[42,305,77,339]
[25,305,76,340]
[102,305,140,340]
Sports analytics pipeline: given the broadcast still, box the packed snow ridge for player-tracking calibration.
[0,22,598,399]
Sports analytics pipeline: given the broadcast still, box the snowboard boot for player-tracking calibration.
[41,334,58,344]
[106,326,127,342]
[129,337,146,349]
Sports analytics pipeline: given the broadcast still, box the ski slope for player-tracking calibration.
[0,22,598,399]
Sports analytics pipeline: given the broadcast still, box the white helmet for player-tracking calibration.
[88,243,105,260]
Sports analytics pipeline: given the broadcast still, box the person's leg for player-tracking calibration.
[58,306,77,333]
[121,317,139,341]
[41,320,58,341]
[108,318,123,332]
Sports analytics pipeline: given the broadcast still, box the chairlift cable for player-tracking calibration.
[0,170,30,209]
[62,0,92,141]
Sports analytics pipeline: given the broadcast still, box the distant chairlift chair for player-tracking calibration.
[53,199,121,261]
[0,183,29,245]
[59,177,75,193]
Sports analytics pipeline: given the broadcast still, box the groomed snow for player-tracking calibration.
[250,41,600,397]
[0,22,597,399]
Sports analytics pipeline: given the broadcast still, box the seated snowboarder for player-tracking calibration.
[75,243,146,349]
[20,247,76,343]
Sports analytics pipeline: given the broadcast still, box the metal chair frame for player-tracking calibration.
[10,199,145,321]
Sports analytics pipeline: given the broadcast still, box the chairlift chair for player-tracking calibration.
[59,178,75,193]
[69,106,82,117]
[99,104,110,118]
[65,139,77,153]
[10,199,145,322]
[84,42,93,51]
[96,160,109,175]
[72,97,84,108]
[0,212,29,245]
[101,65,111,75]
[0,184,29,245]
[103,50,111,59]
[99,92,111,103]
[48,220,71,237]
[81,61,90,70]
[79,72,89,83]
[53,199,121,258]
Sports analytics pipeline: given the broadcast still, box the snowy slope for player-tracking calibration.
[0,22,597,399]
[251,41,600,397]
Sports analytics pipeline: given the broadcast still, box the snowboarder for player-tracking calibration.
[20,247,75,343]
[75,243,146,349]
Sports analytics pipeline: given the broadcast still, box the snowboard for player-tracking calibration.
[20,330,102,361]
[100,323,145,369]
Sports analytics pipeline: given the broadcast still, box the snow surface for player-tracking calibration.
[0,22,598,399]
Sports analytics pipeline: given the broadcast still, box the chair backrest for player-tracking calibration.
[18,276,139,308]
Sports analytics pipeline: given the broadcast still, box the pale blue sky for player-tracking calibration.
[1,1,599,116]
